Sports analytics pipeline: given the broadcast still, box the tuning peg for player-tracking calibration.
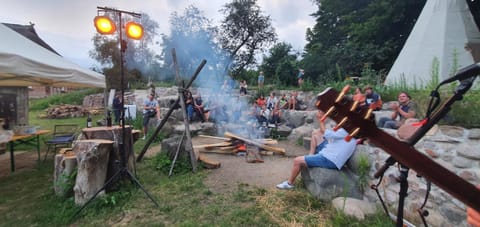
[364,107,374,120]
[335,85,351,103]
[344,127,360,142]
[320,106,335,122]
[350,100,359,112]
[333,117,348,131]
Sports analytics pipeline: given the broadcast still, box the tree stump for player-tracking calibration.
[81,126,135,182]
[73,139,113,206]
[53,149,77,197]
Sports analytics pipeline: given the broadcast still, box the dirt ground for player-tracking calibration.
[0,136,308,192]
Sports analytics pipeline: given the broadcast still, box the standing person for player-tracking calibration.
[142,93,160,139]
[364,86,383,110]
[239,80,248,95]
[258,71,265,89]
[112,94,122,124]
[377,91,417,129]
[297,69,305,87]
[276,126,357,189]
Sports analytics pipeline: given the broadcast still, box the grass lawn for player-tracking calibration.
[0,110,393,226]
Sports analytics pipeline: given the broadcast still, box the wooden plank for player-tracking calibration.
[224,131,285,155]
[192,142,232,149]
[198,135,231,141]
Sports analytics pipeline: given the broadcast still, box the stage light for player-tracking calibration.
[94,16,116,35]
[125,21,144,40]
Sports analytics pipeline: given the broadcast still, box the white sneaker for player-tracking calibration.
[142,136,146,140]
[276,181,294,189]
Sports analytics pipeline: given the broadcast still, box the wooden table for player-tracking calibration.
[8,129,50,172]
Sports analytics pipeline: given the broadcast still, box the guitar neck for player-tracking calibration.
[315,87,480,211]
[367,126,480,211]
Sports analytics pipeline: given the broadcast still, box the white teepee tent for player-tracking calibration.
[385,0,480,87]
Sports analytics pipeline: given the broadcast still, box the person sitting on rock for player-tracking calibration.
[352,86,366,107]
[269,104,282,127]
[278,93,289,109]
[276,110,357,189]
[309,110,327,154]
[266,92,278,110]
[377,91,417,129]
[288,91,298,110]
[193,93,207,122]
[364,86,382,111]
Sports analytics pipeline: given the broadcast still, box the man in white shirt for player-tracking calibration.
[277,124,357,189]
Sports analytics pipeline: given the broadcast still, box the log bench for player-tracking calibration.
[53,126,141,205]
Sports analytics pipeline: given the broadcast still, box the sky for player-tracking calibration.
[0,0,317,69]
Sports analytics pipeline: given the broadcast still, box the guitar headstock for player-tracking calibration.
[316,86,376,141]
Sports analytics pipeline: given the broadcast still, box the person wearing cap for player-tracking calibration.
[377,91,417,129]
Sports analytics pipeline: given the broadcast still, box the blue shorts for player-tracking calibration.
[305,153,337,169]
[314,140,327,154]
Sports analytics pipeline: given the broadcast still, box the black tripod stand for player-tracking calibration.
[73,7,159,219]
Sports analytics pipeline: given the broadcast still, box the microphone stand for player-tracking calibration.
[374,78,476,227]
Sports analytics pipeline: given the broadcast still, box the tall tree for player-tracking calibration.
[303,0,425,83]
[160,5,225,85]
[219,0,277,77]
[89,11,159,89]
[260,42,299,86]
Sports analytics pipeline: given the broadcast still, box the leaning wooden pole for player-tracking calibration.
[172,48,197,172]
[136,59,206,162]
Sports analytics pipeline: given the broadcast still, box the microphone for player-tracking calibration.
[439,62,480,85]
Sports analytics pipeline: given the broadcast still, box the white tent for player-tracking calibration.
[385,0,480,87]
[0,23,105,88]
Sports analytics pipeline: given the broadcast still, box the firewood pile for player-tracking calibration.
[42,104,96,119]
[193,132,286,161]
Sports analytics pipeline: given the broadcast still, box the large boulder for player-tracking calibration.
[287,124,315,142]
[301,167,363,201]
[331,197,377,220]
[161,135,185,160]
[283,110,308,128]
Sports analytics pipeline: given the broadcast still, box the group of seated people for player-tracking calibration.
[183,90,233,124]
[351,85,418,130]
[253,91,299,127]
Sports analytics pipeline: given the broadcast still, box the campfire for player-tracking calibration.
[193,131,285,166]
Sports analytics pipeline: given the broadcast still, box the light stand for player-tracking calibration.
[73,7,158,219]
